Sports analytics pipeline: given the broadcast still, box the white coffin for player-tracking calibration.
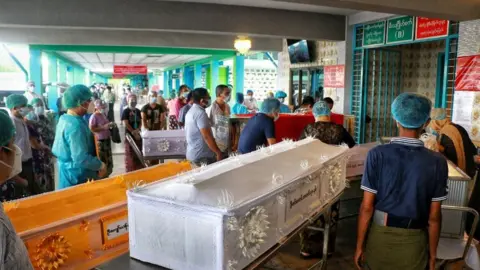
[128,138,349,270]
[346,142,378,178]
[142,130,186,157]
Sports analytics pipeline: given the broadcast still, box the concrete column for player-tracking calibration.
[175,68,181,90]
[194,63,202,88]
[163,71,168,98]
[47,54,58,112]
[29,47,43,95]
[233,55,245,100]
[210,60,219,98]
[58,60,67,84]
[218,66,227,85]
[167,70,173,98]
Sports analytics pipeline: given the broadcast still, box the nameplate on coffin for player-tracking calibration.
[285,180,320,223]
[100,210,129,249]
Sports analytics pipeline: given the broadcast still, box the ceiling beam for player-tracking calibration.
[273,0,480,21]
[0,27,282,52]
[0,0,345,40]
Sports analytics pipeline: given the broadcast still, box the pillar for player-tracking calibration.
[183,66,194,88]
[233,55,245,100]
[167,70,173,98]
[205,66,211,95]
[209,60,220,98]
[47,54,58,112]
[194,63,202,88]
[29,47,43,95]
[59,60,67,84]
[218,67,227,85]
[163,71,168,98]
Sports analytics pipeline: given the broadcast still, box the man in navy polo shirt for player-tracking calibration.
[238,98,280,154]
[355,93,448,270]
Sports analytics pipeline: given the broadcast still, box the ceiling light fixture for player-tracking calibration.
[234,36,252,55]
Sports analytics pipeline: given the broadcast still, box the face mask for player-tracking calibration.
[99,109,106,115]
[34,106,44,115]
[28,86,34,92]
[0,145,22,180]
[182,92,189,99]
[202,99,211,108]
[279,98,285,103]
[26,112,38,121]
[150,97,157,104]
[273,113,280,122]
[224,95,231,103]
[19,107,30,117]
[87,102,95,114]
[248,96,253,101]
[129,101,137,108]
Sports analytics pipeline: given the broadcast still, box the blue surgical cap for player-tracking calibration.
[391,93,432,129]
[0,110,14,147]
[30,97,43,106]
[260,98,281,114]
[6,94,28,109]
[430,108,447,120]
[62,84,93,109]
[275,91,287,99]
[313,101,331,117]
[246,89,253,95]
[236,93,244,104]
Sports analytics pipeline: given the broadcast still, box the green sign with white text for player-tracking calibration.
[363,21,386,47]
[386,16,414,44]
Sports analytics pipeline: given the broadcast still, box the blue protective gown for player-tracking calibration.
[279,103,291,113]
[231,103,249,114]
[52,114,102,189]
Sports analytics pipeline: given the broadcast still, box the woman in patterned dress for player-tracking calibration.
[298,101,355,258]
[89,100,113,178]
[26,98,55,192]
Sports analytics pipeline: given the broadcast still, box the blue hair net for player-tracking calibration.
[0,110,14,147]
[6,94,28,109]
[312,101,331,117]
[246,89,253,95]
[62,84,93,109]
[30,97,43,106]
[260,98,281,114]
[275,91,287,99]
[430,108,446,120]
[391,93,432,129]
[236,93,244,104]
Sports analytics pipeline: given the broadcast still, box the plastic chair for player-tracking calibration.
[437,205,480,270]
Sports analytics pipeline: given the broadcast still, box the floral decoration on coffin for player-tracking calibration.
[227,206,270,259]
[156,139,170,152]
[34,233,71,270]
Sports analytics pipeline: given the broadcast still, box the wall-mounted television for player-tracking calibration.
[287,39,314,64]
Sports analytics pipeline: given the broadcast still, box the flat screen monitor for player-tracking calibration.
[287,40,311,64]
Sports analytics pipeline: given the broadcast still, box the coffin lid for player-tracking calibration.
[142,129,185,138]
[128,138,348,214]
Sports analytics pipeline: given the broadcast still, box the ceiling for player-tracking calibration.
[57,52,210,74]
[158,0,356,15]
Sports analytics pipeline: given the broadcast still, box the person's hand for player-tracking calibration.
[429,257,436,270]
[215,151,223,162]
[354,248,364,270]
[103,123,112,130]
[98,162,107,178]
[14,176,28,187]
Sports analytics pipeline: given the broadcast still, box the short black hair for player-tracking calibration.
[215,84,229,97]
[324,97,334,105]
[178,84,189,93]
[302,96,315,107]
[107,86,112,90]
[192,88,209,103]
[186,91,193,102]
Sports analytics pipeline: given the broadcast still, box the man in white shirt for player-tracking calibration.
[243,89,259,112]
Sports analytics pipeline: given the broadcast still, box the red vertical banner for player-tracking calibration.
[415,17,449,40]
[324,65,345,88]
[455,55,480,91]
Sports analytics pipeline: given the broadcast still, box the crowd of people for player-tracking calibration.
[3,79,480,269]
